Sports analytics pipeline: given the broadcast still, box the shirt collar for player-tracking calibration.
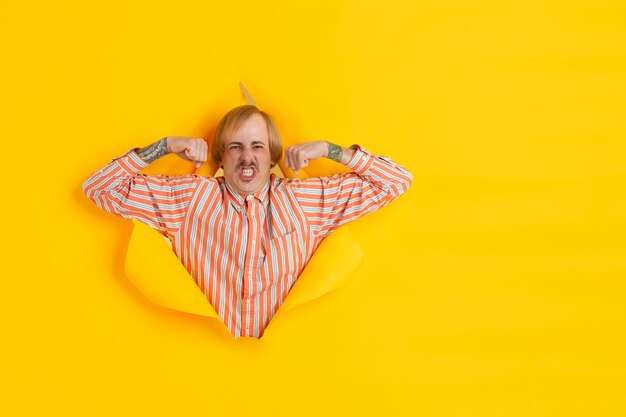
[224,176,271,212]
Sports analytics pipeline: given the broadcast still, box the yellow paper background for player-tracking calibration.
[2,1,626,416]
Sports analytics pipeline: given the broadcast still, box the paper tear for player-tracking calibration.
[125,217,363,332]
[239,82,257,106]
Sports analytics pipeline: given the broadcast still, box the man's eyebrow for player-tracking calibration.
[228,140,265,146]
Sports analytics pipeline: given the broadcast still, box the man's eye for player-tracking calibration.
[254,145,263,149]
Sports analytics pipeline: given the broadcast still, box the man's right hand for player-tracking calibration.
[166,137,208,169]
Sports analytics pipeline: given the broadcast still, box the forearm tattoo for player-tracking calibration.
[137,137,169,163]
[327,142,343,163]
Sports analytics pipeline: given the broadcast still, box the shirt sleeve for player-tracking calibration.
[291,145,413,237]
[82,149,201,237]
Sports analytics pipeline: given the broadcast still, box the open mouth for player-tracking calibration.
[240,166,256,180]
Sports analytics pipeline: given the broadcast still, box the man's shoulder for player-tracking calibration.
[271,173,353,199]
[269,173,288,187]
[269,173,310,191]
[204,175,227,191]
[164,174,224,194]
[277,172,352,187]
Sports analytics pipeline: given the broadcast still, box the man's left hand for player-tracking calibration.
[284,141,329,175]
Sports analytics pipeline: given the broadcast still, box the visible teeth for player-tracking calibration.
[242,168,253,177]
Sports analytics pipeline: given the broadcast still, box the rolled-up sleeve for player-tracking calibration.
[82,149,200,237]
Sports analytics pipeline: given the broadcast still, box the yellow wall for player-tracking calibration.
[2,0,626,415]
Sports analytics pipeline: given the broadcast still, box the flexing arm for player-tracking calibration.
[137,136,208,167]
[82,136,209,236]
[284,140,356,174]
[288,141,412,237]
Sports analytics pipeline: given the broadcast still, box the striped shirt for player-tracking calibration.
[83,145,412,338]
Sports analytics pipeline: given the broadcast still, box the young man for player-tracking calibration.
[83,105,412,338]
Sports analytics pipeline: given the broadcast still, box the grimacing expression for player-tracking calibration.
[219,114,274,195]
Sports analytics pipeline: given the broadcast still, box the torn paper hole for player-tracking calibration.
[123,84,363,336]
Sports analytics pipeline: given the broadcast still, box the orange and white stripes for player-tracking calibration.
[83,146,412,338]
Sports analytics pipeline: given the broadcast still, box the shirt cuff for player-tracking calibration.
[113,148,150,173]
[345,144,375,172]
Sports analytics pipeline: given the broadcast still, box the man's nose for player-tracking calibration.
[241,147,254,162]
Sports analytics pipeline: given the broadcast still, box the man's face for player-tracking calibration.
[220,114,274,195]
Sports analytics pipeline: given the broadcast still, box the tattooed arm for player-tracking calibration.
[136,137,169,162]
[283,141,357,175]
[138,136,208,168]
[82,136,208,235]
[291,143,412,237]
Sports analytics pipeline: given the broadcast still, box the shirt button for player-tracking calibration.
[246,195,253,201]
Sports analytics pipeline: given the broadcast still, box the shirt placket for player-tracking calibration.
[242,195,261,336]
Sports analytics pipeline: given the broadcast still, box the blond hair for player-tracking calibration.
[212,105,283,167]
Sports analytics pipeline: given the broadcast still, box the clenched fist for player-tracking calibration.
[284,141,329,175]
[167,137,208,169]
